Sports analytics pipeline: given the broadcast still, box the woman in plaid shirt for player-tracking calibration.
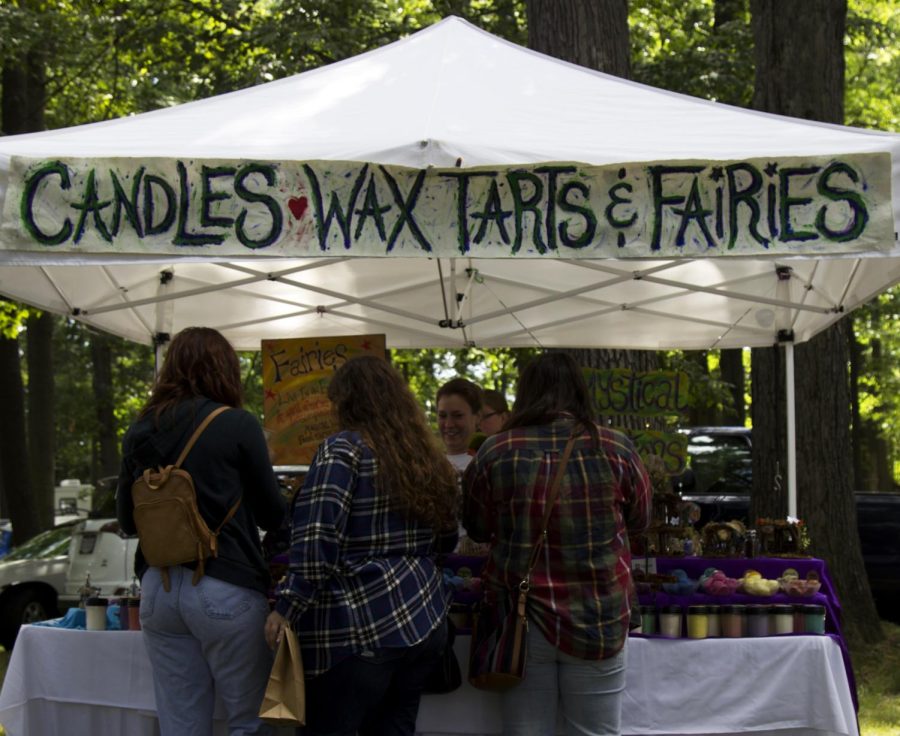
[265,356,459,735]
[464,353,652,736]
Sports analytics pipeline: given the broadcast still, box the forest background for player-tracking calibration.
[0,1,897,561]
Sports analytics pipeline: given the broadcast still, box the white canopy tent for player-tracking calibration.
[0,17,898,514]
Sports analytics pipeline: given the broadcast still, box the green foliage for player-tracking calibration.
[1,0,897,483]
[51,319,154,481]
[853,290,900,485]
[629,0,753,104]
[0,0,526,132]
[0,301,29,339]
[845,0,899,132]
[240,351,264,421]
[660,349,738,422]
[390,346,536,422]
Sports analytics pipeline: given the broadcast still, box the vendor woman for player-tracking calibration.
[436,378,482,473]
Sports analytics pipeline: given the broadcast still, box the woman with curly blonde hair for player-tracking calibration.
[265,355,459,736]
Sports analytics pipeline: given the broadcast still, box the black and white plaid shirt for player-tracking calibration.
[274,430,452,676]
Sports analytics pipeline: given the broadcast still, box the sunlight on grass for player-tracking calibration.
[856,620,900,736]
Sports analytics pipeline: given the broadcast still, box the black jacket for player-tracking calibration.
[116,397,286,595]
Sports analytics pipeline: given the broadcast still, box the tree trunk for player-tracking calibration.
[90,331,120,486]
[719,348,745,425]
[527,0,630,78]
[684,351,717,426]
[847,317,864,490]
[0,325,39,544]
[749,345,787,520]
[526,0,658,431]
[751,0,845,124]
[873,435,893,492]
[26,311,55,528]
[1,51,46,135]
[750,0,881,646]
[714,0,745,29]
[1,34,48,541]
[796,322,881,643]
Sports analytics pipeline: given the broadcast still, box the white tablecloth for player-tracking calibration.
[0,626,858,736]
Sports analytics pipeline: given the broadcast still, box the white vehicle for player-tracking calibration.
[0,523,74,648]
[58,519,140,610]
[0,518,139,649]
[0,467,303,648]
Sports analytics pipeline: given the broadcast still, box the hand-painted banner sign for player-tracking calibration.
[3,153,892,258]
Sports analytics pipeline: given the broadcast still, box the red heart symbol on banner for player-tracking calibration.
[288,196,308,219]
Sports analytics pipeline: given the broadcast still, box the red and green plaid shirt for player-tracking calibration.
[463,416,651,660]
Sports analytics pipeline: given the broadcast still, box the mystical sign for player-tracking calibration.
[584,367,691,474]
[2,153,892,258]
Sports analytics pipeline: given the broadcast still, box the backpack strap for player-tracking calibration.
[191,498,242,586]
[214,497,243,535]
[174,406,230,469]
[168,405,240,588]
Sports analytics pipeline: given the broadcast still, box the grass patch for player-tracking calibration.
[856,620,900,735]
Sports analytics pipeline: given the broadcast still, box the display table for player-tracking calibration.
[634,556,857,711]
[0,626,292,736]
[0,625,858,736]
[636,557,842,631]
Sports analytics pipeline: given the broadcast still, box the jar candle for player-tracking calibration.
[127,597,142,631]
[640,605,657,635]
[659,605,682,638]
[720,605,745,638]
[745,605,770,637]
[706,606,721,637]
[686,605,709,639]
[771,605,794,634]
[804,604,826,634]
[85,597,108,631]
[793,604,806,634]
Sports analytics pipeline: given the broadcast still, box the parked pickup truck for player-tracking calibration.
[674,426,900,616]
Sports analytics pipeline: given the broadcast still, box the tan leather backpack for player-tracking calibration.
[131,407,240,591]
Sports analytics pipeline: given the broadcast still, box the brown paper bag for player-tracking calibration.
[258,628,306,726]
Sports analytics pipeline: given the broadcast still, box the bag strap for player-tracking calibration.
[214,497,242,535]
[523,432,578,581]
[174,406,230,468]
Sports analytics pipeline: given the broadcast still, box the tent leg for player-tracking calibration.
[153,270,174,377]
[154,340,166,377]
[785,342,797,519]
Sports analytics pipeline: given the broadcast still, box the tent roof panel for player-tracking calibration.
[0,16,898,350]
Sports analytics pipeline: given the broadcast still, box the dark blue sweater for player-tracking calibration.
[116,397,286,595]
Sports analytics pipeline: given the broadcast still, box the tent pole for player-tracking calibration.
[785,341,797,519]
[153,270,174,377]
[153,333,170,378]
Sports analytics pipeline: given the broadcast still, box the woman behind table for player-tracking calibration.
[463,353,652,736]
[265,355,459,736]
[436,377,482,472]
[116,326,286,736]
[478,389,511,437]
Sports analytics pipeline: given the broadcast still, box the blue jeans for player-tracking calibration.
[140,566,275,736]
[500,622,627,736]
[301,619,447,736]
